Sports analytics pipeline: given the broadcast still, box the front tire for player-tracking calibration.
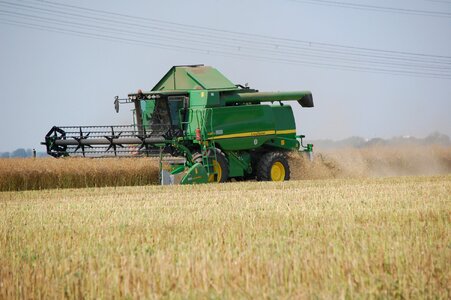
[256,152,290,181]
[192,148,229,183]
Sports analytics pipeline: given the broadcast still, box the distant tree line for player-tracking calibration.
[0,148,48,158]
[310,132,450,150]
[0,132,449,158]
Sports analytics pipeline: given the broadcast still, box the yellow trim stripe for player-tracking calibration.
[209,130,275,140]
[208,129,296,140]
[276,129,296,135]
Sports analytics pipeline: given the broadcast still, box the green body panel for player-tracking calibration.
[152,65,236,91]
[180,163,209,184]
[265,137,300,149]
[207,105,274,140]
[170,165,186,175]
[189,90,222,107]
[272,105,297,132]
[227,152,251,177]
[182,104,296,151]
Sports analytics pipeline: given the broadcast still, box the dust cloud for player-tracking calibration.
[290,145,451,180]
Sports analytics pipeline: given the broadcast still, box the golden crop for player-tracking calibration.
[0,157,160,191]
[0,145,449,192]
[0,175,449,298]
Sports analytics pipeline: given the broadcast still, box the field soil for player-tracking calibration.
[0,176,449,298]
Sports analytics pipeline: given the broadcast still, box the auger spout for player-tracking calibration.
[221,91,314,107]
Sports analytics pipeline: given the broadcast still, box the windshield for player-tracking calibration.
[168,96,184,126]
[145,96,185,135]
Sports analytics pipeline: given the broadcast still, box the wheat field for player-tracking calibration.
[0,175,449,299]
[0,145,450,192]
[0,157,160,191]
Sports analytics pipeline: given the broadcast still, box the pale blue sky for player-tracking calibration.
[0,0,450,152]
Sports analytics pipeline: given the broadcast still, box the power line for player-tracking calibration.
[0,7,448,78]
[425,0,451,4]
[3,0,450,66]
[0,0,450,79]
[288,0,451,18]
[3,0,450,69]
[20,0,451,61]
[3,18,450,81]
[0,8,448,74]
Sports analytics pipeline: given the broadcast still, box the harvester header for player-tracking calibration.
[44,64,314,184]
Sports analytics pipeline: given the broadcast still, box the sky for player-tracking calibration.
[0,0,450,152]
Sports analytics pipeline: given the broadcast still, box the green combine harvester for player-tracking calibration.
[43,65,314,184]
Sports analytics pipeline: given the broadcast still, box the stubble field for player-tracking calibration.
[0,175,449,299]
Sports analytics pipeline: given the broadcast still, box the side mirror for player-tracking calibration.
[114,96,119,113]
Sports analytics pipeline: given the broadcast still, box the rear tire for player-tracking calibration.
[256,152,290,181]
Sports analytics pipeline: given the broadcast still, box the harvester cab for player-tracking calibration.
[43,64,314,184]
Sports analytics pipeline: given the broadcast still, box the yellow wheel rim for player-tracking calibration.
[208,160,222,182]
[270,161,286,181]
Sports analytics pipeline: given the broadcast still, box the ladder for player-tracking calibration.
[195,109,218,177]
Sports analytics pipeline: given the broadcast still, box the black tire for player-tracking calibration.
[192,148,229,183]
[256,152,290,182]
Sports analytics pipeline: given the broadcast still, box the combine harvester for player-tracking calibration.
[43,65,314,184]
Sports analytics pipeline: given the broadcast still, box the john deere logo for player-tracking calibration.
[253,139,258,145]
